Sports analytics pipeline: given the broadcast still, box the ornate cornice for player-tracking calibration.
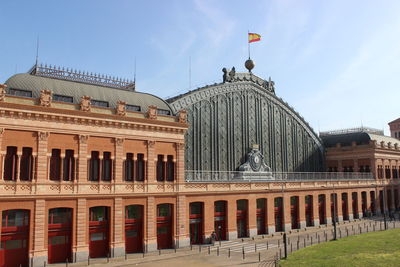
[0,102,187,135]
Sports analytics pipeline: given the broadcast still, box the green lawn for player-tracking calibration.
[279,228,400,267]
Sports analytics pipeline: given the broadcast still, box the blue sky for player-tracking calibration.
[1,0,399,134]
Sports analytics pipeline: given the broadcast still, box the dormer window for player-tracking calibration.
[8,88,32,98]
[126,104,141,112]
[157,109,170,116]
[92,100,109,108]
[53,94,73,103]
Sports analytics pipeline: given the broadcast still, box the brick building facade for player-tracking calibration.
[0,64,394,267]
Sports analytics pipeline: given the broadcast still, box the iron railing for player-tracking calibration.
[185,171,374,183]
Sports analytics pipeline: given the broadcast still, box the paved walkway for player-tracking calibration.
[47,217,399,267]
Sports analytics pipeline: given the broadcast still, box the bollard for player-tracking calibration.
[87,256,90,266]
[255,243,257,252]
[66,258,69,267]
[208,246,210,254]
[297,240,299,250]
[318,235,320,244]
[159,249,162,255]
[219,239,221,246]
[175,247,177,253]
[311,236,313,245]
[290,242,293,252]
[199,245,201,253]
[242,246,245,260]
[191,244,193,250]
[217,247,219,256]
[242,238,244,243]
[44,262,47,267]
[303,238,306,248]
[346,228,349,237]
[125,251,127,260]
[107,252,110,263]
[267,240,269,249]
[228,248,231,258]
[259,252,261,262]
[143,251,145,258]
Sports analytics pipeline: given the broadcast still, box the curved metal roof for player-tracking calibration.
[5,73,172,113]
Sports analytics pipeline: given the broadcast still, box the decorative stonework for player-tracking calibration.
[39,89,52,107]
[116,100,126,116]
[115,138,124,146]
[147,140,155,148]
[79,135,89,144]
[0,84,7,102]
[175,143,185,150]
[147,105,157,120]
[0,128,4,136]
[38,131,49,141]
[80,96,91,112]
[177,110,187,124]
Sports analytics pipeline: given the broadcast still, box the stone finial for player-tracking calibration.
[0,84,7,102]
[178,109,187,123]
[147,105,157,120]
[116,100,126,116]
[80,96,91,112]
[39,89,52,107]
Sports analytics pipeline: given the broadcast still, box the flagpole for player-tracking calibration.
[248,30,251,59]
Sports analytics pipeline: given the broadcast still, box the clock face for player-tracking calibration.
[250,152,262,172]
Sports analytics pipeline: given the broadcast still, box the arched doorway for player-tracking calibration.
[274,197,283,232]
[157,204,173,249]
[0,209,29,267]
[290,196,299,229]
[256,198,266,235]
[318,194,326,224]
[214,201,227,241]
[125,205,143,253]
[89,206,109,258]
[352,192,359,219]
[342,193,349,221]
[305,195,313,227]
[236,200,248,238]
[189,202,203,244]
[48,208,72,263]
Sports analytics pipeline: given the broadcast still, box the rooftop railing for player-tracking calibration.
[185,171,374,183]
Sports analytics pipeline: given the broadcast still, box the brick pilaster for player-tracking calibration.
[175,143,185,183]
[146,196,157,251]
[176,195,189,247]
[78,135,88,181]
[114,138,124,182]
[298,195,306,229]
[312,194,320,226]
[37,132,49,181]
[146,141,155,183]
[113,197,124,256]
[76,198,88,258]
[266,197,275,234]
[248,198,257,237]
[32,199,46,266]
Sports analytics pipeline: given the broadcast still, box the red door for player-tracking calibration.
[48,227,71,263]
[352,193,358,219]
[274,198,283,232]
[256,199,266,235]
[305,196,313,227]
[189,202,203,244]
[342,194,349,220]
[361,192,367,216]
[157,204,173,249]
[290,197,299,229]
[89,207,109,258]
[48,208,72,263]
[0,210,29,267]
[318,195,326,224]
[214,201,227,241]
[125,205,143,253]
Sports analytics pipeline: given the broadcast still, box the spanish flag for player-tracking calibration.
[248,33,261,43]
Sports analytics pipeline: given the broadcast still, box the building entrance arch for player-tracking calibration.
[48,208,72,263]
